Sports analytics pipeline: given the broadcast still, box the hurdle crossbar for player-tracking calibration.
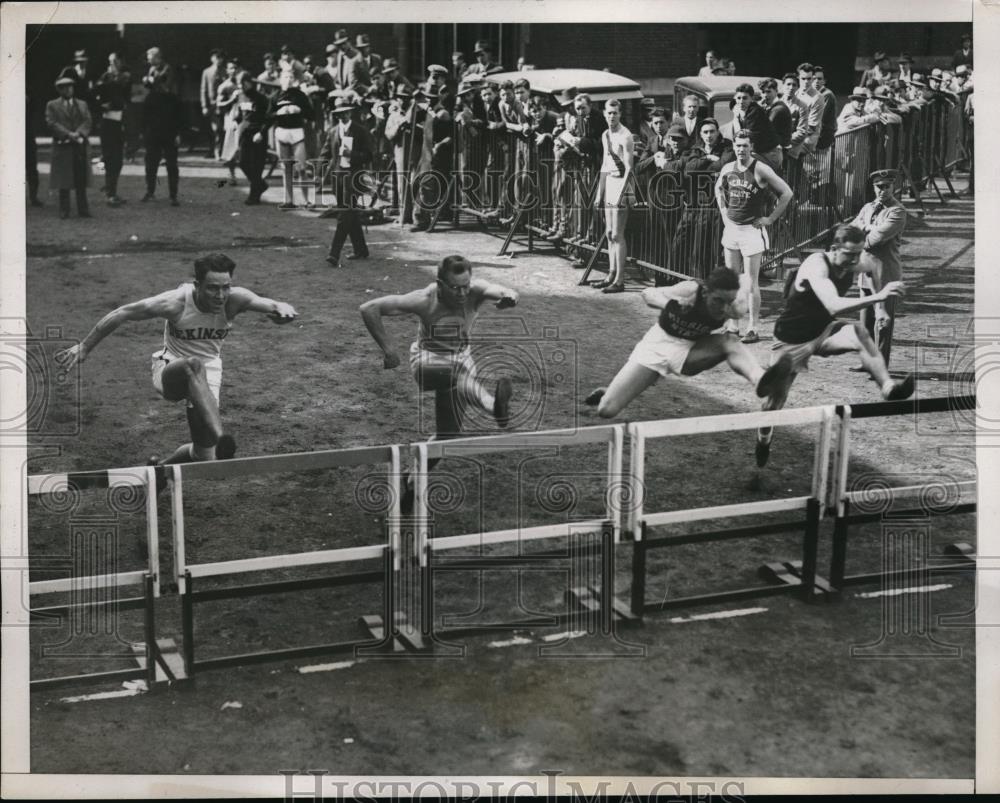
[27,465,162,598]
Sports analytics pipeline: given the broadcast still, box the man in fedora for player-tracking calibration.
[452,51,468,83]
[356,33,382,76]
[380,58,414,98]
[896,52,914,85]
[61,49,96,118]
[463,40,503,78]
[865,85,903,125]
[46,75,92,219]
[333,29,370,93]
[849,168,907,367]
[861,51,893,88]
[322,98,374,267]
[836,87,877,133]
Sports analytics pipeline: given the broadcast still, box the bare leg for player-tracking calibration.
[593,360,661,418]
[744,252,762,333]
[681,334,764,386]
[722,247,743,332]
[158,357,223,463]
[604,206,617,283]
[612,205,629,287]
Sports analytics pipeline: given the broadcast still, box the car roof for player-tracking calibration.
[674,75,772,100]
[485,68,644,102]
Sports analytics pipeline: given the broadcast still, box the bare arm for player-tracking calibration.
[474,280,519,309]
[714,167,730,217]
[227,287,298,322]
[801,260,904,317]
[358,288,431,369]
[756,162,794,226]
[641,280,698,310]
[57,290,183,368]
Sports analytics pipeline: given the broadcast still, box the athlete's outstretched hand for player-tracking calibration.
[880,281,905,300]
[56,343,86,369]
[268,302,298,324]
[383,352,401,369]
[495,295,517,310]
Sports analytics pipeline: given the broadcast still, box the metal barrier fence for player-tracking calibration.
[436,96,968,282]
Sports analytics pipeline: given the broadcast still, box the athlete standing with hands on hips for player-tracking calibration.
[58,253,298,471]
[716,129,793,343]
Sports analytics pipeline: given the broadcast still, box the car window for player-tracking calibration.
[714,99,734,127]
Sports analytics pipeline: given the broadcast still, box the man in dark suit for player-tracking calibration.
[758,78,791,150]
[141,47,184,205]
[332,28,371,94]
[463,40,504,77]
[200,48,225,159]
[850,168,907,367]
[46,76,92,219]
[812,65,838,152]
[236,73,271,204]
[639,118,689,283]
[356,34,383,77]
[951,33,972,70]
[61,49,97,120]
[93,52,131,206]
[732,82,781,170]
[322,99,374,267]
[674,93,704,142]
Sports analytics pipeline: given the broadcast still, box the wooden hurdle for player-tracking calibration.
[829,396,978,592]
[628,405,838,613]
[169,444,413,680]
[410,424,635,647]
[26,465,165,692]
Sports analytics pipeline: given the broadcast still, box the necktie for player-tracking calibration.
[870,202,884,223]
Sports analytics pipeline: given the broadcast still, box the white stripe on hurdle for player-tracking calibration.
[633,405,832,438]
[428,519,609,551]
[668,607,768,623]
[297,660,357,674]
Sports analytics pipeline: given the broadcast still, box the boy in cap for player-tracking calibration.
[46,75,93,219]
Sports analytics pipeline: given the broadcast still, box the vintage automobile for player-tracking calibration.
[672,74,771,127]
[485,68,645,125]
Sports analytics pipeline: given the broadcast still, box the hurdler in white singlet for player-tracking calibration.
[157,283,232,364]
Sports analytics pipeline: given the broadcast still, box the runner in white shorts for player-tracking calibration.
[360,254,518,510]
[59,253,298,473]
[752,224,914,467]
[716,129,793,343]
[584,267,777,418]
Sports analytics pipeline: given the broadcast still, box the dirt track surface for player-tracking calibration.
[26,167,976,778]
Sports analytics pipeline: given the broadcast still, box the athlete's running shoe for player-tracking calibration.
[884,373,915,401]
[584,387,607,407]
[755,353,794,399]
[755,437,772,468]
[216,433,237,460]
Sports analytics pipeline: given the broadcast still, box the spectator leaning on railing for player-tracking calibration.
[837,86,879,133]
[896,52,914,84]
[865,85,902,125]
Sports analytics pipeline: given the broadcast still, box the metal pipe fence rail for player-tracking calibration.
[440,98,967,283]
[24,396,975,689]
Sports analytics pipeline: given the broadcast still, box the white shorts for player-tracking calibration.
[722,220,770,258]
[151,351,222,406]
[771,320,852,373]
[409,342,477,390]
[627,325,696,378]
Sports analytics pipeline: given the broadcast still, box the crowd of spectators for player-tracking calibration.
[30,31,974,241]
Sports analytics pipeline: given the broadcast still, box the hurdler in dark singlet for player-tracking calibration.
[658,283,728,340]
[722,158,769,224]
[773,254,856,344]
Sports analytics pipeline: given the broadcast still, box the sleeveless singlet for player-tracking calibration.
[159,283,232,362]
[417,290,479,354]
[601,125,632,178]
[773,254,855,344]
[657,283,727,341]
[722,159,769,225]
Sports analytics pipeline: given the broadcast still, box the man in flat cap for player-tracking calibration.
[849,168,907,367]
[321,98,374,267]
[861,51,893,88]
[356,33,383,76]
[46,75,93,219]
[463,40,503,78]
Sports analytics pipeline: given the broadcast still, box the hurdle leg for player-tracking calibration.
[143,573,157,689]
[578,233,609,286]
[630,523,647,618]
[830,499,850,592]
[799,498,822,603]
[181,570,195,679]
